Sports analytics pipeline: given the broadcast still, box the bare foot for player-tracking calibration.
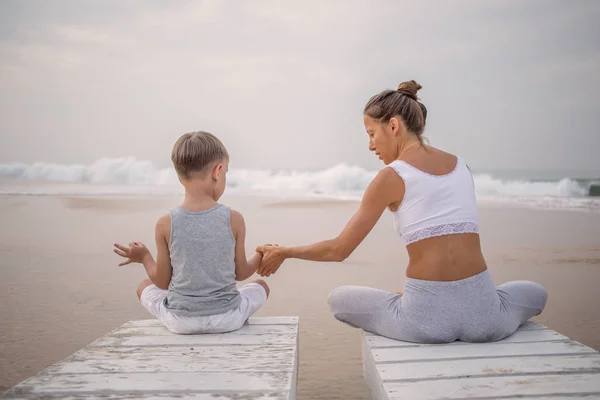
[396,290,404,295]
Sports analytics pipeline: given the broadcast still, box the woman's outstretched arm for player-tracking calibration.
[257,167,404,276]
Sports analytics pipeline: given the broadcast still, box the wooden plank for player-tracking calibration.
[111,323,298,337]
[517,321,548,330]
[3,395,291,400]
[372,340,596,363]
[3,372,292,394]
[245,316,299,325]
[289,336,299,400]
[1,316,300,400]
[89,332,298,347]
[122,316,299,328]
[362,336,388,400]
[514,397,600,400]
[366,327,566,348]
[384,373,600,400]
[44,345,296,374]
[362,321,600,400]
[4,395,294,400]
[377,354,600,381]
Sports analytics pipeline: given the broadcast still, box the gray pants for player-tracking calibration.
[328,270,548,343]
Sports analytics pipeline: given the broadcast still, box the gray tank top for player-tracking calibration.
[165,204,241,316]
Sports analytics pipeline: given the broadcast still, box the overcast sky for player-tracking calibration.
[1,0,599,172]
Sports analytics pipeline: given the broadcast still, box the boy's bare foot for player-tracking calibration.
[396,290,404,295]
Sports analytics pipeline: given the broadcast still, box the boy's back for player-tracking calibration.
[113,130,269,334]
[166,204,241,316]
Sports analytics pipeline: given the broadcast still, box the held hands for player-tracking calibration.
[256,244,285,277]
[113,242,150,266]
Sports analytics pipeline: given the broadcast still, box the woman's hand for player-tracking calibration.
[256,244,285,277]
[254,168,404,266]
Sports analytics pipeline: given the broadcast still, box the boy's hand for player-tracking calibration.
[256,244,285,277]
[113,242,150,266]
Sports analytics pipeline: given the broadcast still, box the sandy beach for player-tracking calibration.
[1,194,599,399]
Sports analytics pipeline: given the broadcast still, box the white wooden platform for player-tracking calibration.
[362,321,600,399]
[1,316,299,400]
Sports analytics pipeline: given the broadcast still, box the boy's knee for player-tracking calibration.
[136,279,153,300]
[252,279,270,298]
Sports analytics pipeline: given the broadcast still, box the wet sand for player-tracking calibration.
[1,194,599,398]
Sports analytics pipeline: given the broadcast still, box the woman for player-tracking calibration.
[256,80,547,343]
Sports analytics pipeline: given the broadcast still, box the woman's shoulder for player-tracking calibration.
[424,145,460,160]
[398,146,463,176]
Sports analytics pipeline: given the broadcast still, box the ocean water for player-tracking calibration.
[1,157,599,212]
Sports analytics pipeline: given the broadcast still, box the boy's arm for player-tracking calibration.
[113,214,172,289]
[138,214,172,289]
[151,213,173,289]
[230,209,262,281]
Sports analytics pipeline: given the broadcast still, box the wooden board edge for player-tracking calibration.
[362,331,390,400]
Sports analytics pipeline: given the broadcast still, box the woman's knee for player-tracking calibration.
[136,279,153,300]
[252,279,270,298]
[529,282,548,311]
[518,281,548,311]
[499,280,548,312]
[327,286,354,313]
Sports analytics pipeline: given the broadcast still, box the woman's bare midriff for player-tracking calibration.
[405,233,488,281]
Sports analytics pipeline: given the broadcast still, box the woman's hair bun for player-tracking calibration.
[397,80,422,100]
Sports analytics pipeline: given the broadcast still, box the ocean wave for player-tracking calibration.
[472,174,589,197]
[0,158,594,199]
[0,158,178,185]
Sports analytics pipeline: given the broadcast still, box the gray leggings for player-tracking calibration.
[327,270,548,343]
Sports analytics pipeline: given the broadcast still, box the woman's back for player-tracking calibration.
[389,146,488,281]
[256,79,547,345]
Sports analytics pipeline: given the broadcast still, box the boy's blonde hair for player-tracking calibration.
[171,131,229,179]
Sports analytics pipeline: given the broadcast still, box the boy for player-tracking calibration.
[113,131,269,334]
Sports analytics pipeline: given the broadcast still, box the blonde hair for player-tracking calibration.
[171,131,229,179]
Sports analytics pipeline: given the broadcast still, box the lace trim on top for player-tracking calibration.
[402,222,479,245]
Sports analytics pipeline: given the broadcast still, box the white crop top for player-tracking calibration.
[387,156,479,245]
